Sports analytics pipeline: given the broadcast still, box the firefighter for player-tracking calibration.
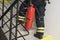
[18,0,47,39]
[33,0,46,39]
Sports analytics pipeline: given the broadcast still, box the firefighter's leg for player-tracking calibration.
[34,4,46,39]
[18,0,30,24]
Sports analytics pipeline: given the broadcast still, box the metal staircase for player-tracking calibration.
[0,0,29,40]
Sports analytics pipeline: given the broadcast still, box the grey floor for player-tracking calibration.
[0,0,60,40]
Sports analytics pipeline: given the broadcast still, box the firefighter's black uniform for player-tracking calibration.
[18,0,46,39]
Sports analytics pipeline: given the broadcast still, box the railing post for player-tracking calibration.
[15,0,19,40]
[9,7,13,40]
[2,0,4,28]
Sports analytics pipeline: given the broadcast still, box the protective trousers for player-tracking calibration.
[18,0,46,39]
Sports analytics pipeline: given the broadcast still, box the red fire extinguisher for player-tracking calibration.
[25,4,35,29]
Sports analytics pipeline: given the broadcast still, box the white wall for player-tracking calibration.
[44,0,60,40]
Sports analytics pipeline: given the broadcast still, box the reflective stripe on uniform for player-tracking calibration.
[37,30,44,33]
[37,27,44,29]
[18,16,25,18]
[37,27,44,33]
[18,19,24,21]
